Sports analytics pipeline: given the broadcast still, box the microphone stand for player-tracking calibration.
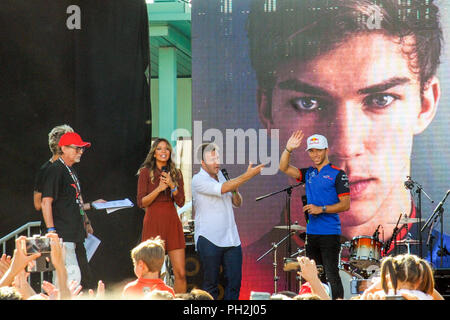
[425,215,437,266]
[385,213,402,255]
[406,178,434,258]
[256,182,304,292]
[439,207,445,268]
[421,190,450,268]
[256,231,296,294]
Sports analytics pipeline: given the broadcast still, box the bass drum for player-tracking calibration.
[349,236,383,269]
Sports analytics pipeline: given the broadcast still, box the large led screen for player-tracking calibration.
[191,0,449,299]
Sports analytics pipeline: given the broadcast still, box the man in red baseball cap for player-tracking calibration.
[41,131,101,290]
[57,132,92,165]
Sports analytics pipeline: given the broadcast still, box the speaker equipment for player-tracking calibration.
[434,268,450,299]
[185,244,226,300]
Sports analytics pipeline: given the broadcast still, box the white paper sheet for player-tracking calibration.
[84,234,101,262]
[92,198,134,214]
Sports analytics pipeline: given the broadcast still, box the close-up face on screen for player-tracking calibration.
[192,0,449,298]
[268,32,434,240]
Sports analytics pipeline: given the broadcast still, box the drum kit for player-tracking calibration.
[336,215,427,298]
[181,215,425,298]
[258,212,425,299]
[274,231,383,299]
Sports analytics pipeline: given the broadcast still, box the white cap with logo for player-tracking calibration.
[306,134,328,151]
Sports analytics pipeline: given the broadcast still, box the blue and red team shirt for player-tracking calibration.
[297,163,350,235]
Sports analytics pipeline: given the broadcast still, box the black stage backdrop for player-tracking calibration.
[0,0,151,286]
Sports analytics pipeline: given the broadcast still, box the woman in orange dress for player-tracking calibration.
[137,138,186,293]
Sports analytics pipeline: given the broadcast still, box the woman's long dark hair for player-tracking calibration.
[137,138,180,187]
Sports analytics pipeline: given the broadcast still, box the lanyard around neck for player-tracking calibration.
[58,157,85,214]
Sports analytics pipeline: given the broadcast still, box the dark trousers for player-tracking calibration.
[305,234,343,299]
[75,241,95,290]
[197,236,242,300]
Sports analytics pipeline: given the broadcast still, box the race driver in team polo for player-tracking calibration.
[279,130,351,299]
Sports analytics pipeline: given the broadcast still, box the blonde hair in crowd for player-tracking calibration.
[131,236,165,273]
[380,254,434,295]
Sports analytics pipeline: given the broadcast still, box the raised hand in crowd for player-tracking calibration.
[42,276,106,300]
[42,280,60,300]
[360,277,382,300]
[40,280,83,300]
[47,233,71,299]
[296,256,331,300]
[0,254,12,278]
[88,280,105,299]
[68,279,83,298]
[13,270,36,300]
[0,236,41,287]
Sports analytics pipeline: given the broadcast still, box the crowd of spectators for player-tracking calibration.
[0,233,445,301]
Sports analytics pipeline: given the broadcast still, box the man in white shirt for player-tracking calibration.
[192,143,264,300]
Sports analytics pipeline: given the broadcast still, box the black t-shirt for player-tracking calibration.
[34,160,52,234]
[34,160,52,194]
[41,160,85,243]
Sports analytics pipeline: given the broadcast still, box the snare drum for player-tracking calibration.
[349,236,382,269]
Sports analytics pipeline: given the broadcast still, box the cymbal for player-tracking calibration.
[274,224,306,231]
[388,217,426,224]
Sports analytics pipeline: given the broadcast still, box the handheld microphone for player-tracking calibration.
[221,168,237,195]
[301,195,309,224]
[221,168,230,181]
[161,166,169,194]
[404,176,414,190]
